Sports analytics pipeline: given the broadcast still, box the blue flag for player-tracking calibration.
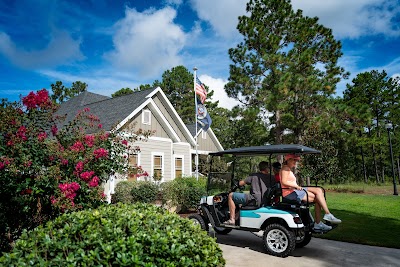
[196,97,212,131]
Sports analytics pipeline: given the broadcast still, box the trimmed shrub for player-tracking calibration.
[111,181,136,203]
[131,181,158,203]
[161,176,207,212]
[112,181,159,204]
[0,203,225,266]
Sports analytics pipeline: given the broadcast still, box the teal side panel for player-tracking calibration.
[240,207,295,218]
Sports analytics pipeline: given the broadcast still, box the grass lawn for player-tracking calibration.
[313,191,400,249]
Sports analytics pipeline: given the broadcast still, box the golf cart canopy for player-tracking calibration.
[209,144,321,157]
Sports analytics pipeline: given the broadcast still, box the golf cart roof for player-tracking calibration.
[209,144,321,157]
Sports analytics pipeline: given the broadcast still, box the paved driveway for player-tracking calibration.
[214,230,400,267]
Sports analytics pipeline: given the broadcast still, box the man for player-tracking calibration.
[223,161,275,225]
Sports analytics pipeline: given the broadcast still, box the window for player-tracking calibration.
[153,154,163,181]
[128,154,139,181]
[202,129,207,139]
[142,110,151,125]
[175,157,183,178]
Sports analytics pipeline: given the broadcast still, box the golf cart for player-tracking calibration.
[188,144,338,257]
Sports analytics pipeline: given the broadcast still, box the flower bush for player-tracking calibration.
[0,89,152,252]
[0,203,226,266]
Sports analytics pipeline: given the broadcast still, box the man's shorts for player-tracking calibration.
[284,188,308,203]
[232,192,247,205]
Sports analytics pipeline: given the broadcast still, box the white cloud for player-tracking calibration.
[163,0,183,6]
[0,31,84,69]
[190,0,247,38]
[291,0,400,38]
[104,7,187,78]
[199,74,240,110]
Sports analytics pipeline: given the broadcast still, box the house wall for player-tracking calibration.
[172,142,192,178]
[129,110,169,139]
[152,96,190,143]
[196,130,219,152]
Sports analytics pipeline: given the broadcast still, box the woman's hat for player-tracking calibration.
[284,154,301,161]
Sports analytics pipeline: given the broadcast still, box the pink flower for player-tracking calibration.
[61,159,69,165]
[17,126,27,141]
[22,92,37,109]
[50,196,57,204]
[22,89,51,109]
[38,132,47,142]
[121,140,128,146]
[51,125,58,136]
[24,161,32,167]
[80,171,95,181]
[75,161,84,173]
[70,141,85,152]
[93,148,108,159]
[58,182,80,200]
[84,135,95,147]
[98,124,102,129]
[88,176,99,187]
[84,107,90,112]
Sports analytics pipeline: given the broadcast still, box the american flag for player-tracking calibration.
[195,77,207,104]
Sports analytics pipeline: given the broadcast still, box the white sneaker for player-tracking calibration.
[313,222,332,231]
[323,213,342,224]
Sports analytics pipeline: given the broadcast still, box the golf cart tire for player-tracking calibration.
[213,227,232,235]
[263,223,296,258]
[188,214,209,231]
[296,231,312,248]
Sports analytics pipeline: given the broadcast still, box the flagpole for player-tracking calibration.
[193,67,199,181]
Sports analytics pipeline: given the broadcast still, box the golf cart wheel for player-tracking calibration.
[263,223,296,257]
[296,231,312,248]
[188,214,208,231]
[213,227,232,235]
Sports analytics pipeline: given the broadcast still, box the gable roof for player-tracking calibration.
[56,88,198,146]
[186,123,223,151]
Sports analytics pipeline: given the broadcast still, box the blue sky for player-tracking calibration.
[1,0,399,109]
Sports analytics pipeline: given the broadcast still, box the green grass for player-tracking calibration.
[313,192,400,248]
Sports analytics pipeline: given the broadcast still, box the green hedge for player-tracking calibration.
[112,180,158,204]
[160,176,207,212]
[0,203,225,266]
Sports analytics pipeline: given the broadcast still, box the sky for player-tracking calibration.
[0,0,399,109]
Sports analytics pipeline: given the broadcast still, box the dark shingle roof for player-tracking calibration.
[186,124,197,137]
[56,89,155,131]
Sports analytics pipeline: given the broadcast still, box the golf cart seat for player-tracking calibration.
[240,199,259,210]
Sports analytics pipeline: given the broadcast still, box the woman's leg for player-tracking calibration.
[301,191,321,223]
[307,187,331,214]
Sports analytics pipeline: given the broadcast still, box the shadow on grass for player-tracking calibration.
[317,208,400,249]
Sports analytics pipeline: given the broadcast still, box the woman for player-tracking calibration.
[280,154,342,231]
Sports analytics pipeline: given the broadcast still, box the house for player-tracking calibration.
[56,87,223,200]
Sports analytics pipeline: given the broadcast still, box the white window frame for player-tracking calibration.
[142,109,151,125]
[174,155,184,179]
[151,152,164,182]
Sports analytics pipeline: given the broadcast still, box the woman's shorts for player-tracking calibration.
[284,188,308,203]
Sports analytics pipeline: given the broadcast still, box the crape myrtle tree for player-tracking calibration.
[0,89,152,252]
[225,0,348,145]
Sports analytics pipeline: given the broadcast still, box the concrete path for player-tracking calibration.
[214,230,400,267]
